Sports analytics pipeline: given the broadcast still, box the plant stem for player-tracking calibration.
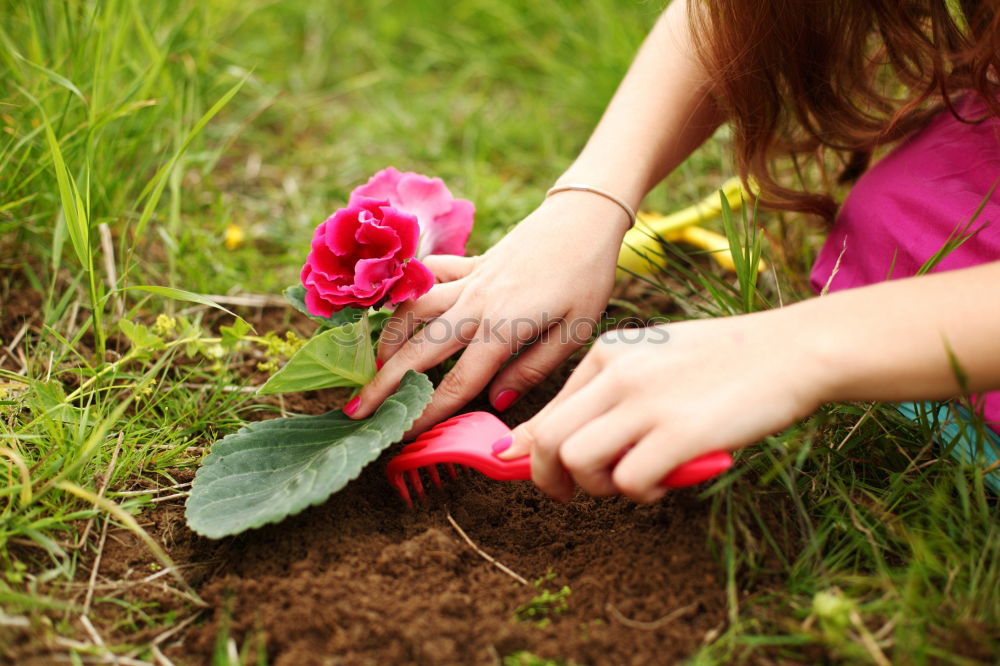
[65,335,203,403]
[87,263,106,361]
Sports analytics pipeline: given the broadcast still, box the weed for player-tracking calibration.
[516,572,572,627]
[503,652,575,666]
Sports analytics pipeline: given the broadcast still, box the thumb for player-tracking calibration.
[500,417,573,502]
[495,421,535,460]
[420,254,476,283]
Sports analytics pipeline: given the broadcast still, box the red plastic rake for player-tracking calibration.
[386,411,733,506]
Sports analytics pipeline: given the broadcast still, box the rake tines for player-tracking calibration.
[388,463,468,506]
[385,412,515,507]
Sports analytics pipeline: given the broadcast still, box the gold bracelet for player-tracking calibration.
[545,184,637,229]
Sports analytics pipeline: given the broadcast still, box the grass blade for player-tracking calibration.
[125,285,251,329]
[132,75,248,240]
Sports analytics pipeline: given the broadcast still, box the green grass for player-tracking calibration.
[1,0,997,663]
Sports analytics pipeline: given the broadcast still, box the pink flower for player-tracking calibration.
[300,198,434,316]
[349,167,474,258]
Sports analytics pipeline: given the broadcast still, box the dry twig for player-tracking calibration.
[112,481,193,497]
[177,382,258,394]
[99,223,124,319]
[0,322,28,371]
[78,432,125,549]
[151,611,203,647]
[445,511,528,586]
[5,321,28,353]
[605,601,698,631]
[51,638,153,666]
[850,609,892,666]
[150,644,176,666]
[78,614,130,665]
[82,432,124,613]
[83,516,112,614]
[148,492,189,504]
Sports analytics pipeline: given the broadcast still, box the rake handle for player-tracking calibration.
[481,450,733,487]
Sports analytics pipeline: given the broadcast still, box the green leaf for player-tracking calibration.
[283,285,365,328]
[26,380,93,426]
[220,318,251,349]
[118,320,165,351]
[185,370,432,538]
[257,318,376,394]
[368,309,391,337]
[38,99,90,270]
[14,51,87,104]
[125,285,251,330]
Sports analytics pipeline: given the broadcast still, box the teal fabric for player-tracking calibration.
[897,402,1000,494]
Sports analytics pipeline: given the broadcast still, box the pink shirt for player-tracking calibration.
[810,93,1000,432]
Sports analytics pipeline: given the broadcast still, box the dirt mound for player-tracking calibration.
[181,466,733,665]
[76,368,784,665]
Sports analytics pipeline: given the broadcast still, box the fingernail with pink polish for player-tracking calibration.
[375,358,384,371]
[493,389,519,412]
[344,396,360,416]
[491,435,513,457]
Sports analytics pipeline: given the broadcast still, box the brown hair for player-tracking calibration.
[689,0,1000,220]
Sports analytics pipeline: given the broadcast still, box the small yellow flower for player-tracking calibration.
[153,314,177,336]
[224,223,245,250]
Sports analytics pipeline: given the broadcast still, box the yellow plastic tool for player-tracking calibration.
[618,176,766,275]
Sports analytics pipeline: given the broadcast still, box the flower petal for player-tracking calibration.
[396,173,453,218]
[419,198,474,258]
[355,217,402,259]
[304,265,346,298]
[376,206,420,259]
[353,257,401,297]
[387,259,434,305]
[324,208,363,256]
[349,167,404,204]
[314,170,473,311]
[304,285,337,317]
[306,243,355,284]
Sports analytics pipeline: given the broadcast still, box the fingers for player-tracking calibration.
[487,316,591,413]
[513,374,619,502]
[350,314,478,420]
[378,281,463,362]
[377,255,475,362]
[403,339,513,437]
[510,412,574,502]
[612,430,686,503]
[421,254,476,283]
[497,351,603,461]
[558,407,649,496]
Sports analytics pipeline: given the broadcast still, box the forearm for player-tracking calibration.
[782,262,1000,405]
[556,1,722,208]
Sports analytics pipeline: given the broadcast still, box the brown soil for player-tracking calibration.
[0,279,42,372]
[185,475,731,666]
[63,365,783,666]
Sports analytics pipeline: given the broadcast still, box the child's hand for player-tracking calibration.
[499,312,824,502]
[346,191,631,434]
